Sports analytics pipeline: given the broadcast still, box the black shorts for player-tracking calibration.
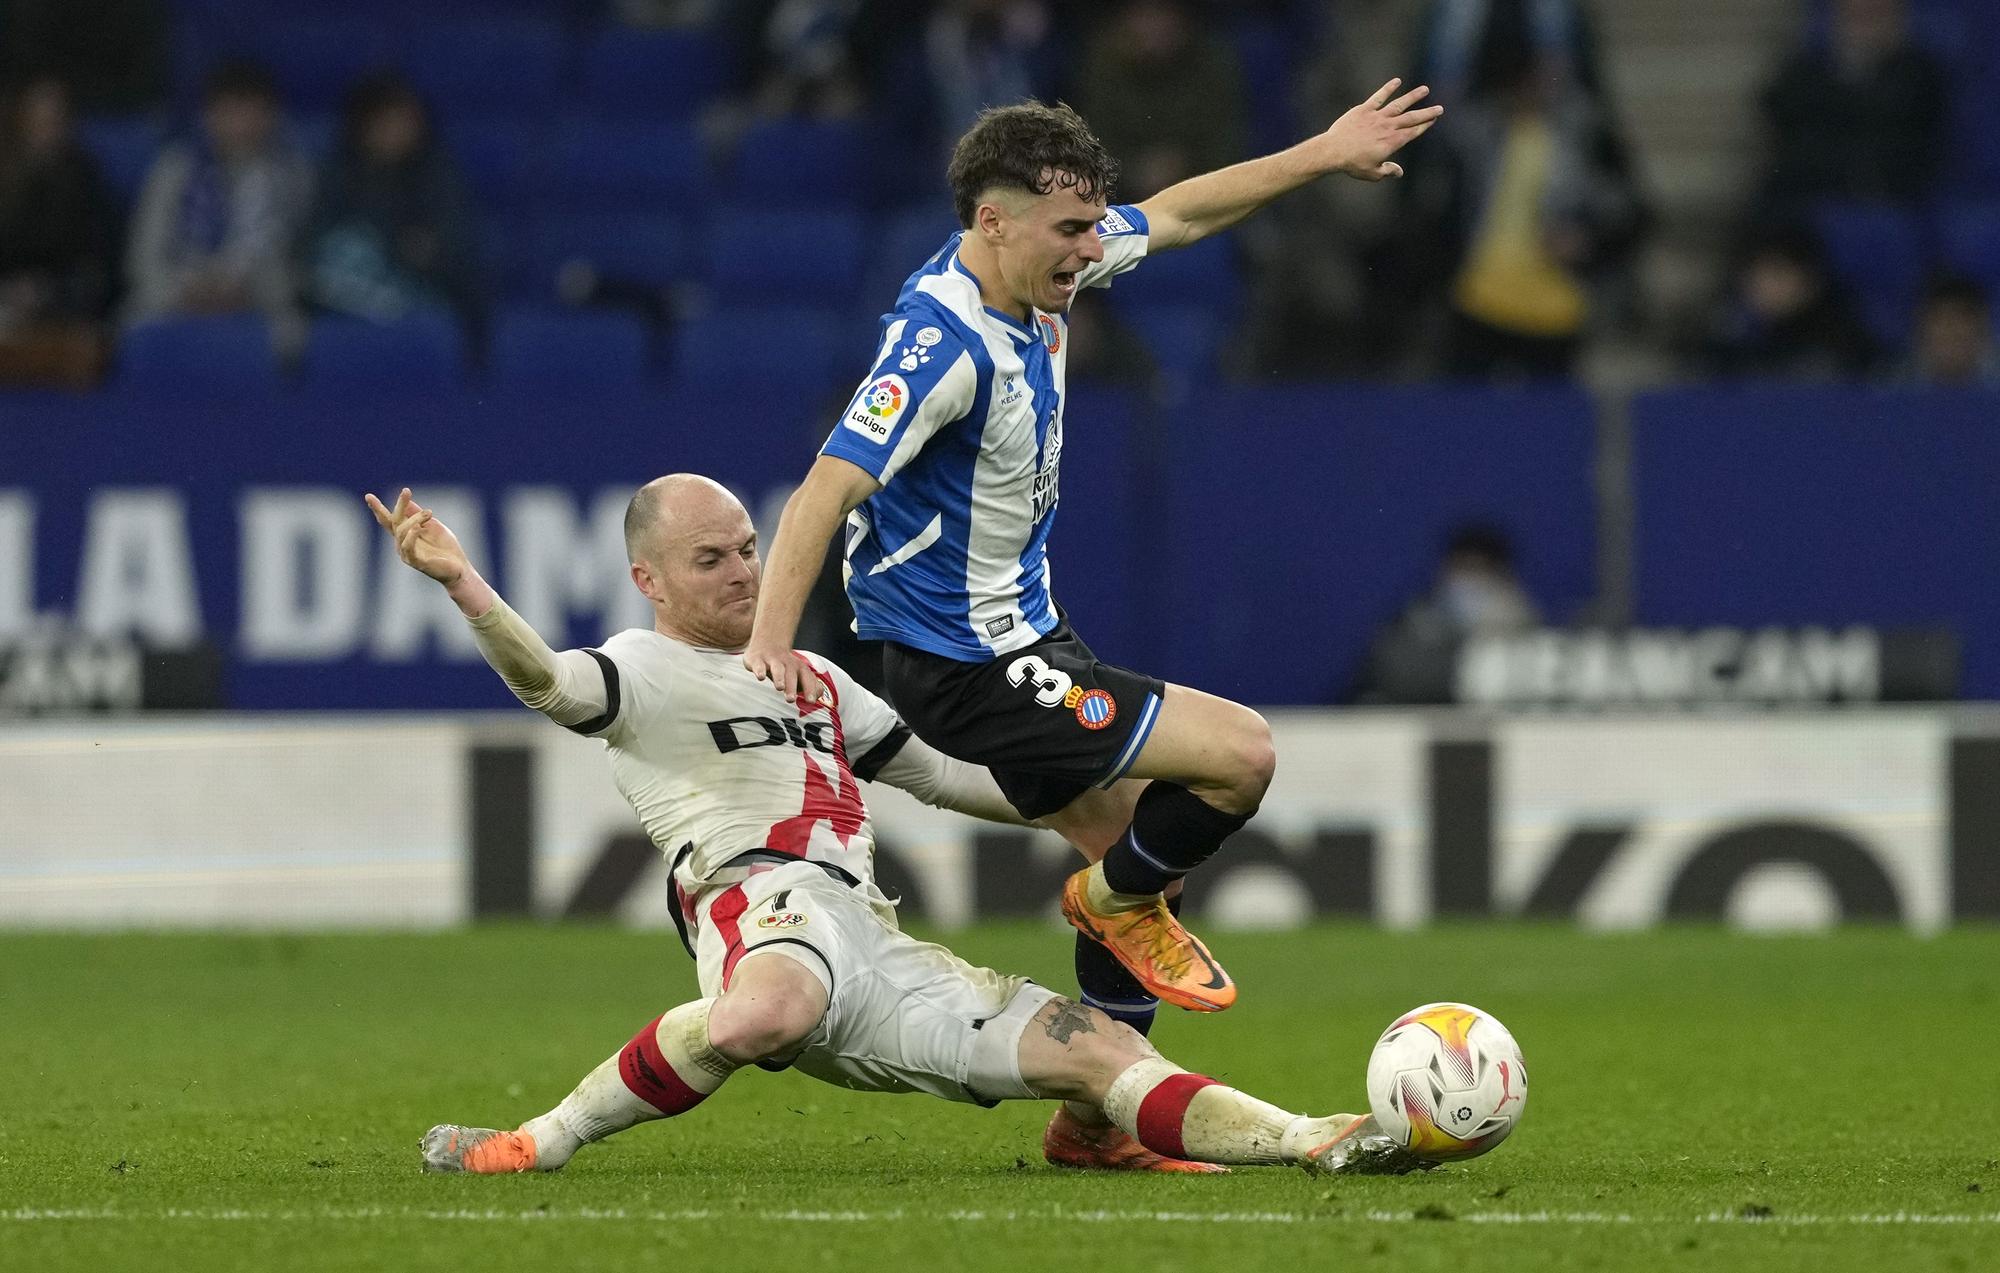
[882,621,1166,821]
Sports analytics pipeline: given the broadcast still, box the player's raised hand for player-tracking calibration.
[1317,78,1443,183]
[365,487,469,586]
[742,640,828,706]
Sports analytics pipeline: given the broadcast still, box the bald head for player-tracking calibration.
[624,473,745,564]
[624,474,763,649]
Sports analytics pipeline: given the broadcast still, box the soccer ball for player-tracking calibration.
[1365,1002,1527,1162]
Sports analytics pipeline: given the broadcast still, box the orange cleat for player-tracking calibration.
[421,1125,540,1174]
[1060,869,1236,1013]
[1044,1106,1227,1174]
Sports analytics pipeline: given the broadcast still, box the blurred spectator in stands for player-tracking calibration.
[1695,223,1878,380]
[746,0,868,117]
[1395,0,1647,380]
[611,0,730,25]
[1073,0,1247,200]
[924,0,1057,139]
[1352,522,1541,704]
[1903,274,1998,387]
[0,75,114,387]
[0,0,168,113]
[1243,0,1423,379]
[123,61,311,353]
[1758,0,1948,211]
[307,73,482,340]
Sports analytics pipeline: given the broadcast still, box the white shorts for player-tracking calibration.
[689,861,1057,1105]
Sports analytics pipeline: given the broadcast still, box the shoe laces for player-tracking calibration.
[1132,903,1195,980]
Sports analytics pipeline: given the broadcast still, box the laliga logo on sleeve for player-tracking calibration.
[842,374,909,442]
[757,912,808,930]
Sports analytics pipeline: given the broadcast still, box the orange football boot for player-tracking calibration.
[1043,1106,1227,1173]
[1060,869,1236,1012]
[421,1125,539,1174]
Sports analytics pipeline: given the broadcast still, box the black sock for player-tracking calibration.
[1099,782,1250,897]
[1074,894,1185,1036]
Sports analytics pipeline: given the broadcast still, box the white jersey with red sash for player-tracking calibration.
[576,629,913,972]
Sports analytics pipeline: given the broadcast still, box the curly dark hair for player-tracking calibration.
[946,101,1118,228]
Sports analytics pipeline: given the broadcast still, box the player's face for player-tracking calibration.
[997,182,1106,314]
[641,506,761,648]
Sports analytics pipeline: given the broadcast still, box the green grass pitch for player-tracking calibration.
[2,923,1996,1272]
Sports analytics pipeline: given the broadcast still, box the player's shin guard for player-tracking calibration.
[519,999,737,1169]
[1098,782,1250,898]
[1101,1056,1322,1167]
[1073,894,1187,1034]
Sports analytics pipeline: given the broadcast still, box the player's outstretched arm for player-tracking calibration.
[365,487,612,728]
[1137,78,1443,250]
[744,455,880,704]
[870,733,1034,828]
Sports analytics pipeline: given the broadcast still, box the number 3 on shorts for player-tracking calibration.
[1006,653,1074,707]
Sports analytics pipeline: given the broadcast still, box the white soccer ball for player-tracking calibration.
[1365,1002,1527,1162]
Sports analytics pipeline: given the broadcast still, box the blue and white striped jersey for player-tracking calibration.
[819,204,1150,661]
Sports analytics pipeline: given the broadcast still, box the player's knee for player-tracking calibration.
[708,978,826,1063]
[1219,710,1276,810]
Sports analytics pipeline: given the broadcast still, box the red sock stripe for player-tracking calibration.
[616,1014,709,1116]
[1134,1073,1220,1159]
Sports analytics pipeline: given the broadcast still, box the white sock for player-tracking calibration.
[521,999,736,1170]
[1101,1056,1313,1165]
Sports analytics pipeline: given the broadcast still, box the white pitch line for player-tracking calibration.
[5,1207,2000,1227]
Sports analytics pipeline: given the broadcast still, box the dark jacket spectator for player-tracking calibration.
[307,73,482,335]
[1353,524,1542,704]
[0,0,168,113]
[1759,0,1950,208]
[0,75,115,326]
[1073,0,1247,199]
[123,61,312,351]
[1697,225,1878,380]
[0,74,114,386]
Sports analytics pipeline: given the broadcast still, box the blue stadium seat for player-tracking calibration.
[488,306,651,390]
[290,112,336,164]
[115,315,282,398]
[1121,304,1226,384]
[727,119,870,205]
[578,26,736,118]
[668,305,854,391]
[862,203,961,300]
[442,118,546,211]
[1808,201,1924,347]
[78,115,166,205]
[1934,200,2000,295]
[301,313,466,396]
[705,208,866,301]
[1230,19,1297,156]
[195,19,390,113]
[540,118,710,209]
[1946,72,2000,196]
[399,19,566,119]
[1102,233,1241,311]
[530,211,695,293]
[478,210,538,299]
